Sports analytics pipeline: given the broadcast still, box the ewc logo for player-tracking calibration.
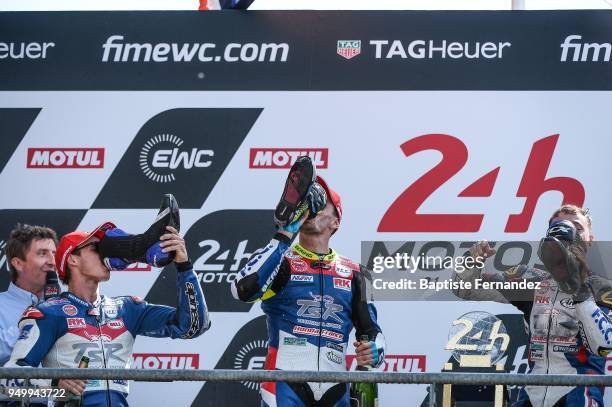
[140,134,214,183]
[92,108,262,208]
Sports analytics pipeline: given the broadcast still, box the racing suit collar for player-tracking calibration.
[293,243,336,262]
[64,291,100,308]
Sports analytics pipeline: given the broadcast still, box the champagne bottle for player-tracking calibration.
[350,335,379,407]
[63,356,89,407]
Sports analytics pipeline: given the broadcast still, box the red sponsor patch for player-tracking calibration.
[333,278,351,291]
[293,325,320,336]
[290,258,309,273]
[67,318,86,329]
[321,330,343,341]
[21,306,43,320]
[62,304,78,316]
[249,148,328,169]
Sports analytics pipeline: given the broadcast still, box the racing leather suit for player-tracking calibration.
[4,262,209,407]
[231,234,385,407]
[454,266,612,407]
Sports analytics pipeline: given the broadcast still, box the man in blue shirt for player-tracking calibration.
[0,224,57,366]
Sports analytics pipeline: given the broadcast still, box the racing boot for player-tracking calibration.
[538,219,588,295]
[274,156,316,229]
[98,194,180,267]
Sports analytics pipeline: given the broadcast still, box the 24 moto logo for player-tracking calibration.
[193,239,252,283]
[145,210,271,313]
[378,134,584,233]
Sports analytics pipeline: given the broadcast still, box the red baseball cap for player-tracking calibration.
[316,176,342,222]
[55,221,116,281]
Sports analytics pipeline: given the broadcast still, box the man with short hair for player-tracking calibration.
[454,204,612,407]
[5,196,210,407]
[0,224,57,366]
[232,158,385,407]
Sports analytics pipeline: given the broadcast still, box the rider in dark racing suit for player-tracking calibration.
[231,175,385,407]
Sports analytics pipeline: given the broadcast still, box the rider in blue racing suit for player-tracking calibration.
[4,220,210,407]
[231,175,385,407]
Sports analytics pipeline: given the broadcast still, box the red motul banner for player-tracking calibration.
[27,148,104,168]
[132,353,200,370]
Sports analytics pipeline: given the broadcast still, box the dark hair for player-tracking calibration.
[6,224,57,283]
[61,248,83,285]
[62,266,72,284]
[61,242,99,284]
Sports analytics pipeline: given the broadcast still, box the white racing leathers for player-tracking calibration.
[454,267,612,407]
[3,265,209,407]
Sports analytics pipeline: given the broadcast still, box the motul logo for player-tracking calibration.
[27,148,104,168]
[346,354,426,372]
[249,148,328,169]
[132,353,199,369]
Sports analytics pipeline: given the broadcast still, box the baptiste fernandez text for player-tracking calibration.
[373,278,541,291]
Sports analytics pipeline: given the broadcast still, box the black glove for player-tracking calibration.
[306,182,327,219]
[538,220,589,295]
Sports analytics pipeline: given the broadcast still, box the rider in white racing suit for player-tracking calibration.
[4,205,210,407]
[454,206,612,407]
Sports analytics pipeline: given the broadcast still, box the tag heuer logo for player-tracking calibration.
[337,40,361,59]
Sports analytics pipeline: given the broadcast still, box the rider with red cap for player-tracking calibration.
[231,157,385,407]
[5,195,210,407]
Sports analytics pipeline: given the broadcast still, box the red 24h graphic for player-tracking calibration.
[378,134,585,233]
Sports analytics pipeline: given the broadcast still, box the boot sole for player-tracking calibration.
[274,156,315,226]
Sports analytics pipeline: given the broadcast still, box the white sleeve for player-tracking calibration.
[575,298,612,356]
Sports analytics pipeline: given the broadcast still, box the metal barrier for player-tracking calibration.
[2,369,612,406]
[1,368,612,386]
